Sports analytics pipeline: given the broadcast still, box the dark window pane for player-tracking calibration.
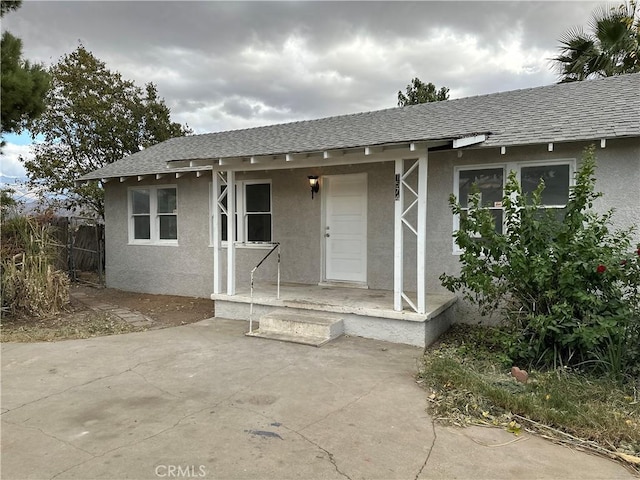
[531,207,567,223]
[522,165,569,205]
[490,209,503,234]
[134,216,150,239]
[221,214,227,241]
[459,168,503,208]
[159,215,177,240]
[132,190,150,214]
[157,188,177,213]
[219,185,228,209]
[246,184,271,212]
[247,214,271,242]
[220,214,238,242]
[460,209,503,235]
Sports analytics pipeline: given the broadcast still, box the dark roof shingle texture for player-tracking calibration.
[82,73,640,180]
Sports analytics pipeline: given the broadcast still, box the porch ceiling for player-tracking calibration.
[165,139,455,172]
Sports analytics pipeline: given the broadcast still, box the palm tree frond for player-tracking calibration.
[554,1,640,82]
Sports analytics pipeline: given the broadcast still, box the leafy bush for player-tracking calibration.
[1,215,69,317]
[440,146,640,378]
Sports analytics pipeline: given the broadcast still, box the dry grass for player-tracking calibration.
[1,216,70,317]
[0,310,143,342]
[419,325,640,474]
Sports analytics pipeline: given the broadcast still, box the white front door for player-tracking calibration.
[324,173,367,284]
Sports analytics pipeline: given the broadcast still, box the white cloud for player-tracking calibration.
[1,0,604,140]
[0,143,30,179]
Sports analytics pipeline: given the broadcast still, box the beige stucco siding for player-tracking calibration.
[425,138,639,322]
[104,174,214,297]
[104,138,639,320]
[219,163,395,289]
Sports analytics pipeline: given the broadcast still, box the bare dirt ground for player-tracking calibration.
[74,284,215,327]
[1,282,215,342]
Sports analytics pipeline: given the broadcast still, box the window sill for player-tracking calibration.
[128,241,179,247]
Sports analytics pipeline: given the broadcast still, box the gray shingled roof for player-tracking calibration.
[81,73,640,180]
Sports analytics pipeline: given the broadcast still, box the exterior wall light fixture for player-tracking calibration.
[308,176,319,199]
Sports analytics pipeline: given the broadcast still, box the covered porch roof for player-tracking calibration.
[166,136,479,172]
[78,73,639,183]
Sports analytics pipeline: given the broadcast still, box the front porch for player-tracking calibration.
[212,282,457,348]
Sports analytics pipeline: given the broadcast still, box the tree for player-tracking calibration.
[397,78,449,106]
[0,1,50,146]
[0,0,21,17]
[553,1,640,82]
[23,46,191,218]
[0,187,18,219]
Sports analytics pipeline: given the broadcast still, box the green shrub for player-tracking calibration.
[1,216,69,317]
[440,146,640,378]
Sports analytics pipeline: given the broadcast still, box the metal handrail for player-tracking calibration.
[249,242,281,333]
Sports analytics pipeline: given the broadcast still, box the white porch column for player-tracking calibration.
[212,170,221,294]
[393,159,403,311]
[394,153,428,314]
[417,152,428,314]
[226,170,236,295]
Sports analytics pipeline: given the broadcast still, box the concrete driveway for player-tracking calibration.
[1,319,634,480]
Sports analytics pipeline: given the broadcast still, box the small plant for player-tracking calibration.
[1,215,70,317]
[440,146,640,378]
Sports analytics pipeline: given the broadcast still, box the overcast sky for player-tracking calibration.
[1,0,603,179]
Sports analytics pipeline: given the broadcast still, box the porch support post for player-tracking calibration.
[393,158,403,311]
[212,170,221,294]
[416,152,428,314]
[226,170,236,295]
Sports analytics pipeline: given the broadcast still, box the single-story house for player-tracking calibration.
[79,73,640,347]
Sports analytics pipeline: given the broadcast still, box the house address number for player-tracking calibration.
[395,174,400,201]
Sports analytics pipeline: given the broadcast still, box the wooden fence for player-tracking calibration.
[50,217,105,284]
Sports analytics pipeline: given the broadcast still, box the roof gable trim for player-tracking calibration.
[453,134,487,148]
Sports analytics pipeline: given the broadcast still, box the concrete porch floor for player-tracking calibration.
[211,283,458,347]
[211,282,457,322]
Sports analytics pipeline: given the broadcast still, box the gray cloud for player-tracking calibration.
[2,0,603,138]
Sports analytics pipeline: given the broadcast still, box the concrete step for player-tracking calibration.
[247,309,344,346]
[245,330,334,347]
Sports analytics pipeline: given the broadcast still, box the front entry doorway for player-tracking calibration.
[323,173,367,284]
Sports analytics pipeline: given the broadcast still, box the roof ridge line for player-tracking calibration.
[186,73,636,138]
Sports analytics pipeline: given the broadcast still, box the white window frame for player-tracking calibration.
[516,159,576,210]
[210,179,272,247]
[128,185,178,245]
[452,159,575,254]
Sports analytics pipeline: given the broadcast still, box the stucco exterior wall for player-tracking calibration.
[588,138,640,242]
[104,138,639,321]
[104,174,214,297]
[104,162,396,296]
[425,138,640,322]
[225,163,395,289]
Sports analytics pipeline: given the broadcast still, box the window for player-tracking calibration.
[129,186,177,244]
[245,183,271,242]
[131,189,151,240]
[521,164,570,207]
[453,160,573,251]
[157,188,178,240]
[458,167,504,235]
[211,180,272,244]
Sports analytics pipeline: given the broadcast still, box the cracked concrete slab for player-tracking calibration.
[419,425,634,479]
[1,318,634,480]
